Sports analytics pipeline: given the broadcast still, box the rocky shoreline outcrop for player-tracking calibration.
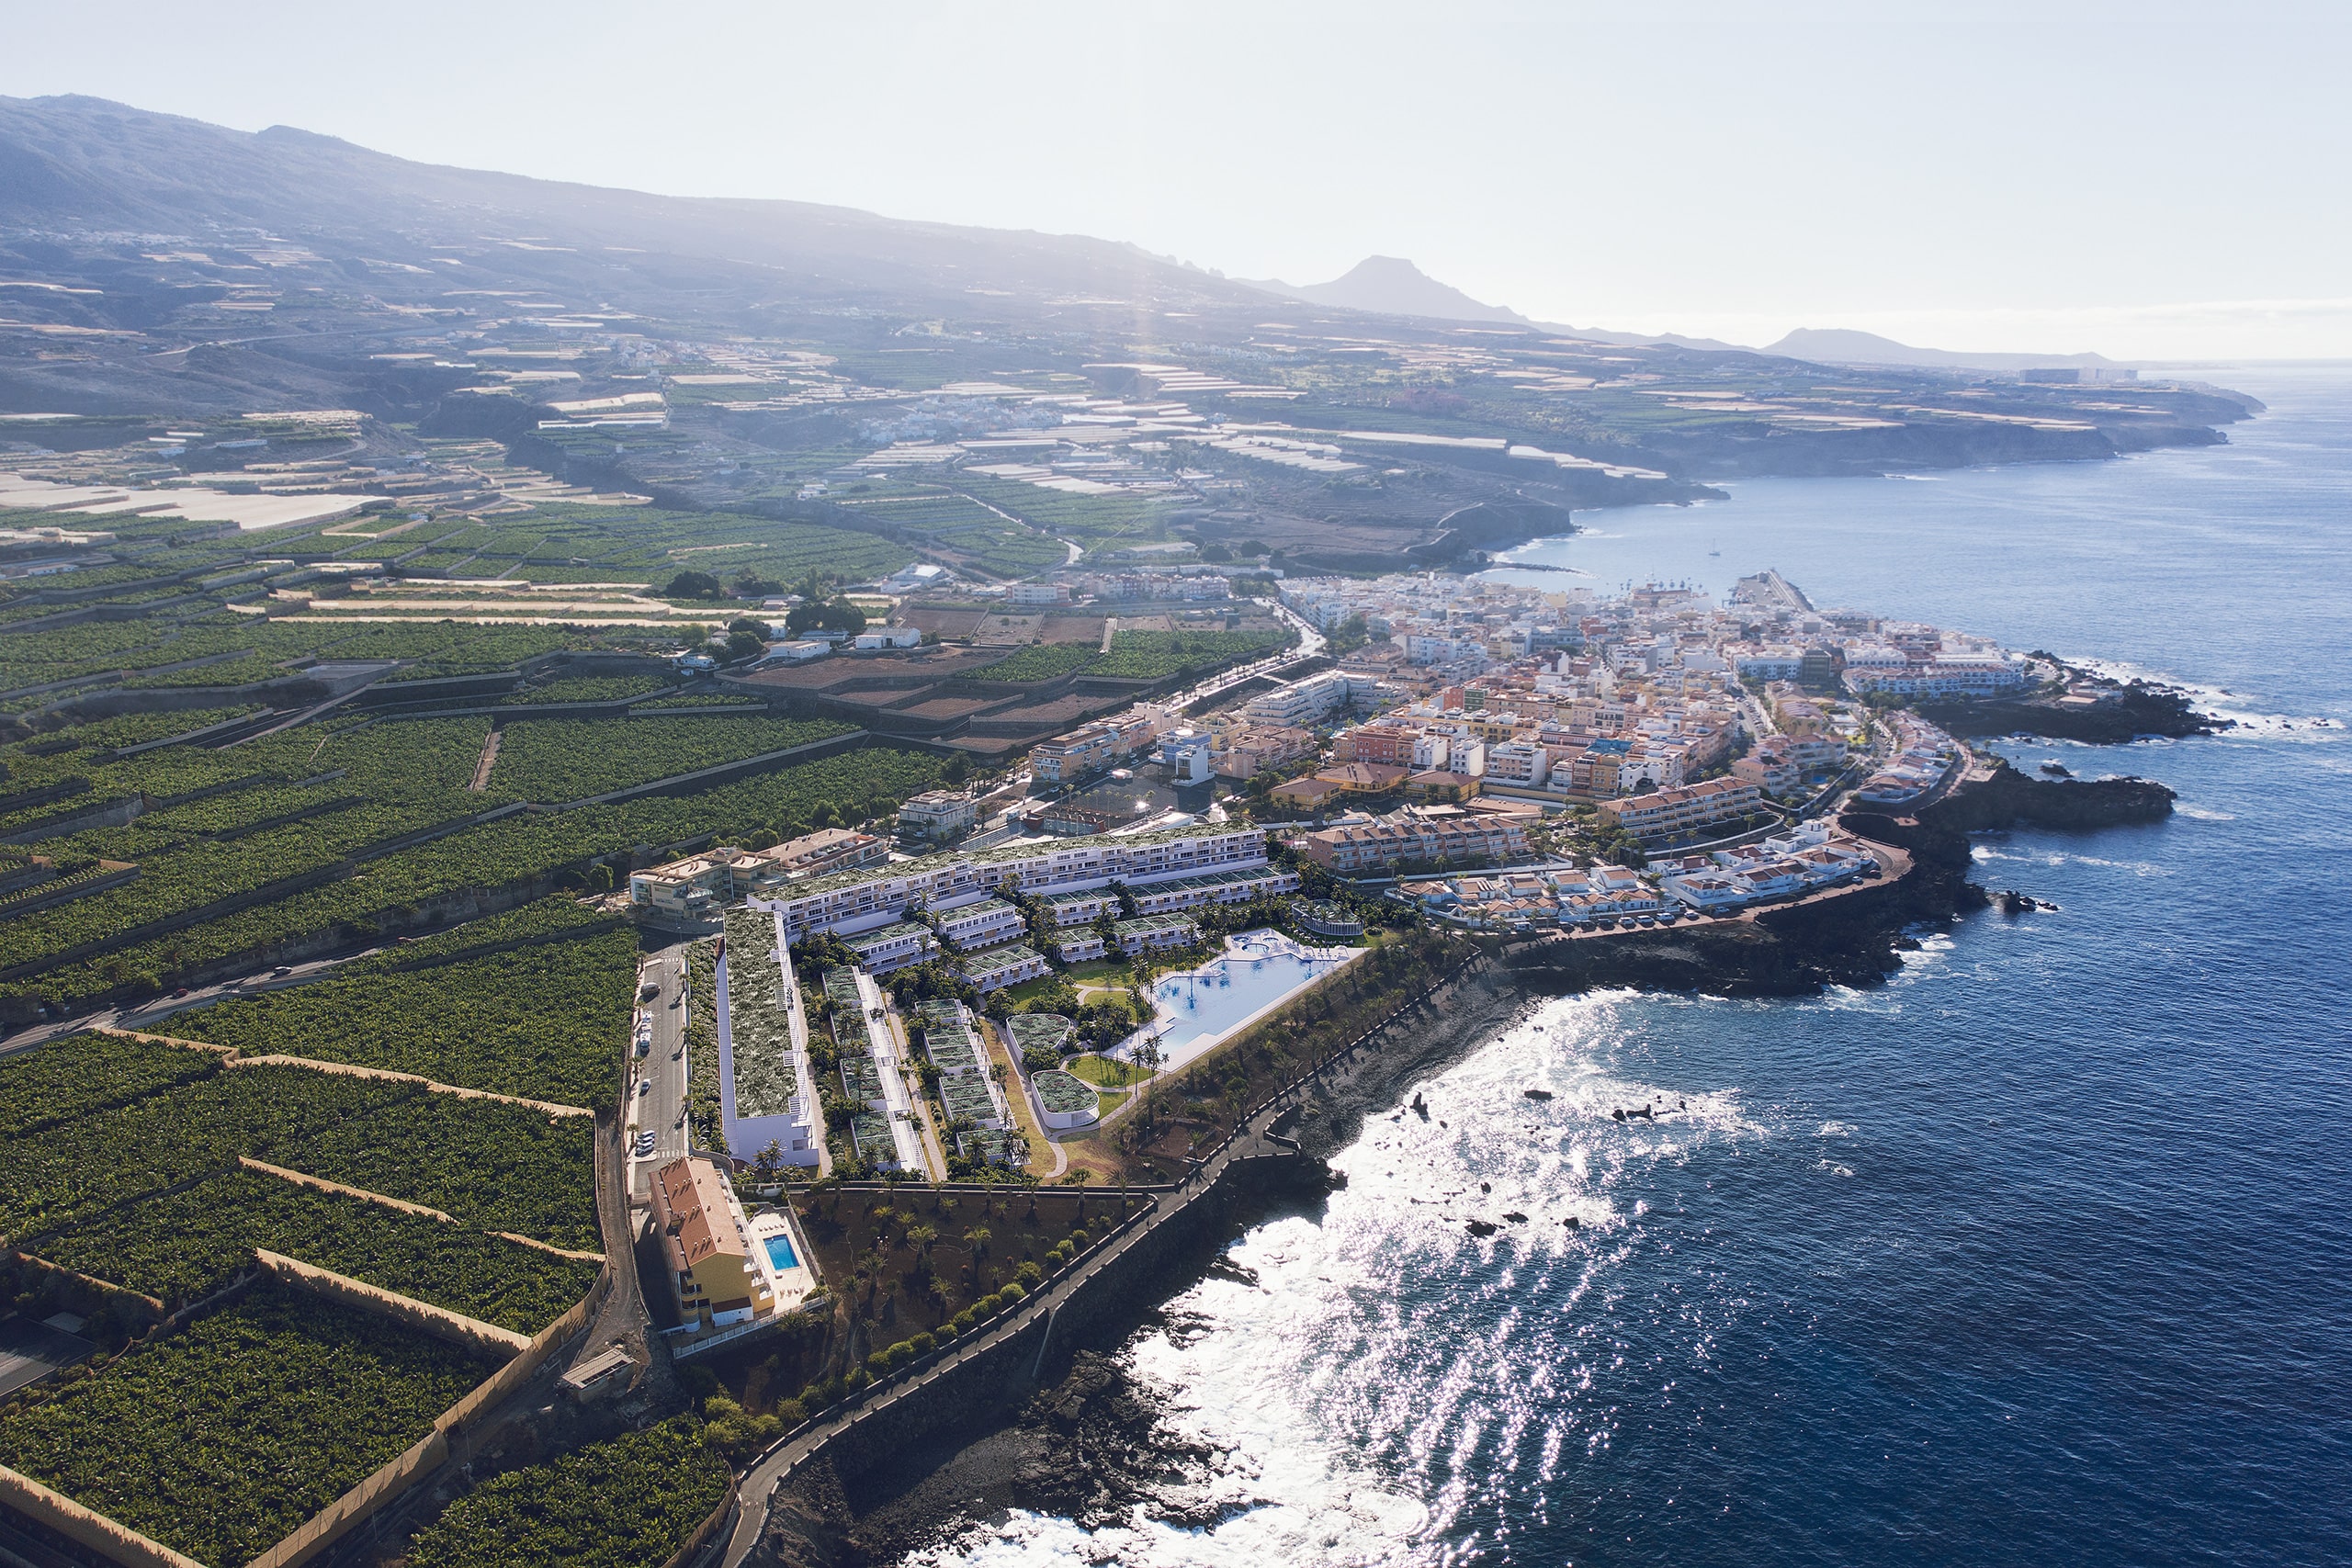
[1922,676,2219,743]
[755,1352,1233,1567]
[1917,758,2177,832]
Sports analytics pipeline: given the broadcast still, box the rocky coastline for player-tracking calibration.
[748,761,2177,1564]
[1922,671,2220,743]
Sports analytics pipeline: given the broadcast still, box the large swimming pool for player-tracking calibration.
[1122,931,1359,1072]
[763,1232,797,1271]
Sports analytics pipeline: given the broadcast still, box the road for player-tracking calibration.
[0,950,357,1057]
[628,946,691,1192]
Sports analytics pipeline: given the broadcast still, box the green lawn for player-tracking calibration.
[1068,1054,1152,1089]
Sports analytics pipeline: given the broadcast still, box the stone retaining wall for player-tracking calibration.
[254,1251,530,1356]
[0,1464,204,1568]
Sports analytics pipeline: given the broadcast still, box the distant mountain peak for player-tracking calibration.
[1766,327,2120,372]
[1246,255,1531,325]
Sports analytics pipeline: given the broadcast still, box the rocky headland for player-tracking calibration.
[1922,673,2220,743]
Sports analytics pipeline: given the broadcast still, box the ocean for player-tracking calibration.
[904,365,2352,1567]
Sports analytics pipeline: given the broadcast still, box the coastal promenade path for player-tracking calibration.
[712,949,1494,1568]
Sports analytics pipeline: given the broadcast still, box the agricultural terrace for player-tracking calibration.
[949,475,1183,549]
[972,642,1100,683]
[378,504,910,589]
[1089,627,1289,681]
[403,1416,732,1568]
[0,1037,599,1251]
[0,1284,502,1568]
[826,489,1064,579]
[481,714,853,802]
[507,673,671,705]
[0,728,944,1011]
[37,1168,598,1332]
[168,905,635,1106]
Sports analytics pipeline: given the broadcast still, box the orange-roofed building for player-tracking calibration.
[653,1155,775,1331]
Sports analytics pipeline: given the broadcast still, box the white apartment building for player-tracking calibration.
[935,896,1026,951]
[754,825,1273,942]
[1238,671,1354,728]
[1483,740,1551,786]
[897,790,979,841]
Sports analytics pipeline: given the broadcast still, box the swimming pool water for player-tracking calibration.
[763,1233,797,1271]
[1143,933,1351,1065]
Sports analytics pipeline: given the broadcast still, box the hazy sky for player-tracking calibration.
[6,2,2347,359]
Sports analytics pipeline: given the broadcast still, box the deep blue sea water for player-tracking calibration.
[908,365,2352,1568]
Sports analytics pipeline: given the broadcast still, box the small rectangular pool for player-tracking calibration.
[763,1233,798,1271]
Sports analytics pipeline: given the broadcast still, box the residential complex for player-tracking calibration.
[752,825,1283,943]
[714,907,820,1167]
[1296,810,1531,873]
[1398,821,1879,929]
[628,829,888,919]
[1596,776,1764,840]
[1855,715,1966,807]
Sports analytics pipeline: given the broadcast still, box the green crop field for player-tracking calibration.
[0,1062,414,1243]
[166,923,634,1107]
[972,643,1099,682]
[0,1284,500,1568]
[403,1416,731,1568]
[506,674,669,705]
[34,1168,597,1330]
[0,1031,220,1139]
[282,1093,600,1252]
[484,714,852,802]
[1090,627,1290,681]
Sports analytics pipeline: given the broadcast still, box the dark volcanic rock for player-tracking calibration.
[757,1352,1233,1567]
[1922,680,2219,743]
[1919,760,2176,832]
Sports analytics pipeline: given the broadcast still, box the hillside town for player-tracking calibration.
[601,564,2019,1200]
[626,567,2011,949]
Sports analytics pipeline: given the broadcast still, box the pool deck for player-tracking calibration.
[749,1207,820,1311]
[1112,929,1365,1077]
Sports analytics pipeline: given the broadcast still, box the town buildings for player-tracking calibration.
[1296,809,1531,873]
[753,824,1284,944]
[628,829,888,919]
[1031,711,1164,784]
[1596,776,1764,840]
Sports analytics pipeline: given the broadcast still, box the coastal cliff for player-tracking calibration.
[1916,760,2177,832]
[1921,679,2218,743]
[744,762,2179,1563]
